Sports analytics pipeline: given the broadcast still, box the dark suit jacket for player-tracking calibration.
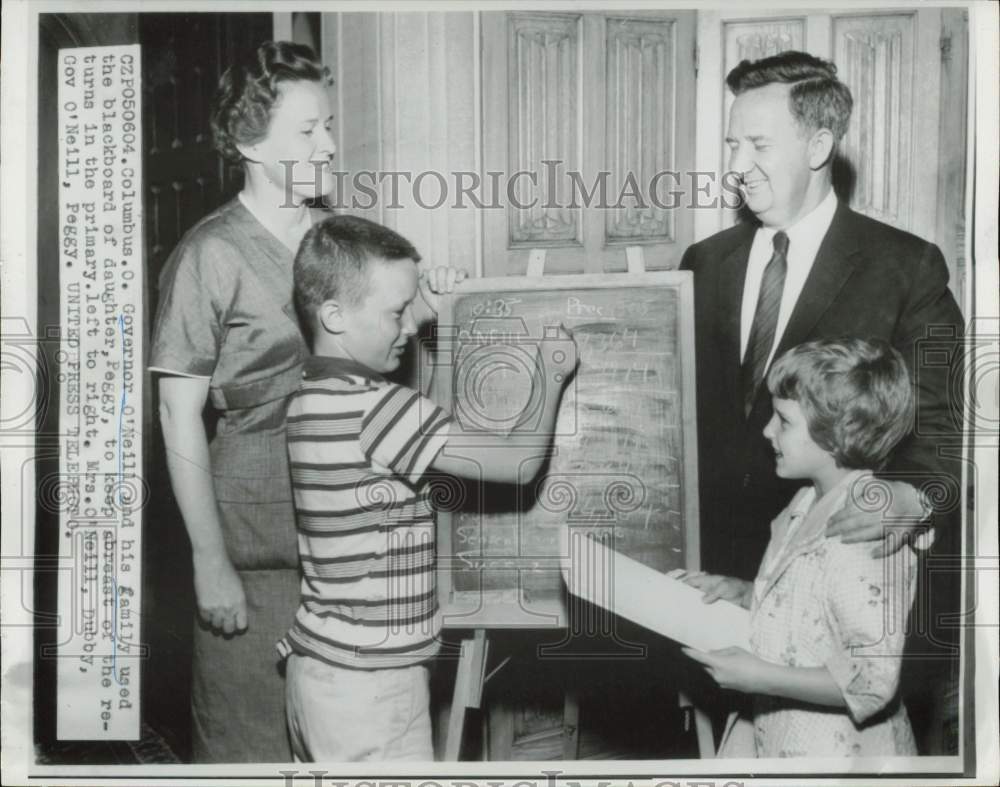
[681,201,964,580]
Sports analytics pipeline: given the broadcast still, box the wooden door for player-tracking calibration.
[139,12,272,760]
[141,13,273,282]
[482,11,697,276]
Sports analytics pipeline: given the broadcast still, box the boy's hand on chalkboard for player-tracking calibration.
[668,569,753,609]
[417,265,468,316]
[539,324,578,385]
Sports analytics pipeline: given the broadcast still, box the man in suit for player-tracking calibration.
[680,52,965,752]
[682,51,963,582]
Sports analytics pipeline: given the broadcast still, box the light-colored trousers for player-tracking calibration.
[285,653,433,762]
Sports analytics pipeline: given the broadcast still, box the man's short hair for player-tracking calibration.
[766,337,914,470]
[294,215,421,336]
[727,50,853,141]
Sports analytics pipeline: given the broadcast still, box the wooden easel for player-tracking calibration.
[444,629,489,760]
[442,247,715,761]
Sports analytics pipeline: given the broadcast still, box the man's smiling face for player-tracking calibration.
[726,82,815,230]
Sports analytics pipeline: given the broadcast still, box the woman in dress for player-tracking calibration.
[149,41,336,762]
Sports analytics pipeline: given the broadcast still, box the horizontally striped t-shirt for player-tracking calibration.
[277,355,451,669]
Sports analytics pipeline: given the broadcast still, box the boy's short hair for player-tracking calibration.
[766,337,914,470]
[294,215,421,335]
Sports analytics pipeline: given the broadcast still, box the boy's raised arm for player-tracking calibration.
[413,265,464,398]
[431,327,577,484]
[413,264,465,326]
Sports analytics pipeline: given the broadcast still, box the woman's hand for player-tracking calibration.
[682,646,771,694]
[417,265,468,317]
[160,376,248,635]
[193,551,248,634]
[668,569,753,609]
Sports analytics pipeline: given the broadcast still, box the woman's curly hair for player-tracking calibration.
[210,41,332,162]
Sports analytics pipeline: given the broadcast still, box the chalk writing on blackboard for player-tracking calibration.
[435,274,698,628]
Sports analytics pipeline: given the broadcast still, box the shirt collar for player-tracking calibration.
[302,354,386,384]
[788,468,872,539]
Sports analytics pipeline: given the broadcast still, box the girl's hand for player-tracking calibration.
[682,646,771,694]
[418,265,468,316]
[667,569,753,609]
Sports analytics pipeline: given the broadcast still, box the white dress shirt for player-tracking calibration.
[739,188,839,368]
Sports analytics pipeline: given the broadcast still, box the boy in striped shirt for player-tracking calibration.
[280,216,576,761]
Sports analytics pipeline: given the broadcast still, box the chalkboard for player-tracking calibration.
[433,273,699,627]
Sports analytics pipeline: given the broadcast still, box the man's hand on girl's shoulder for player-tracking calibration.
[827,478,930,557]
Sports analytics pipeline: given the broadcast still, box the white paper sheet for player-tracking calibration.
[561,530,751,652]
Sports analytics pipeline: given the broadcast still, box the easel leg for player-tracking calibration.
[562,690,581,759]
[444,630,489,760]
[678,690,714,758]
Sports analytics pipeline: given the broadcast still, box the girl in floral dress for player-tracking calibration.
[680,337,923,757]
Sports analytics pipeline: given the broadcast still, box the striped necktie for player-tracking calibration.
[742,230,789,417]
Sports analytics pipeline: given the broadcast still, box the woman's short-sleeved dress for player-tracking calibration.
[150,197,319,762]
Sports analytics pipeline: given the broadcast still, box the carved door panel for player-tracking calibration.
[482,11,697,276]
